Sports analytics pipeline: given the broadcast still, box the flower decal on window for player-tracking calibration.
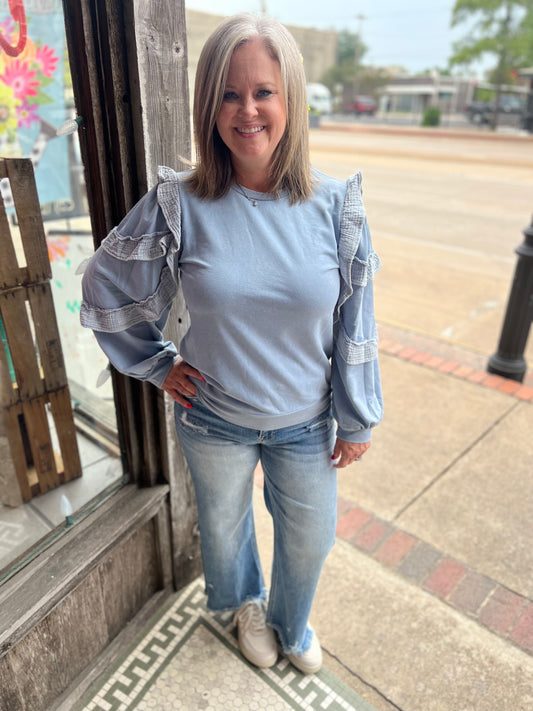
[0,17,59,137]
[0,80,19,135]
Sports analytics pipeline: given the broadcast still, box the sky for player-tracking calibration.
[185,0,490,76]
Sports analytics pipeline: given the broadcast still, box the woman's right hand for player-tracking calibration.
[162,356,205,407]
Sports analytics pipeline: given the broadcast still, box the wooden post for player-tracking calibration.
[129,0,202,584]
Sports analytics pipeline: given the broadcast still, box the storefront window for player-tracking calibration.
[0,0,123,580]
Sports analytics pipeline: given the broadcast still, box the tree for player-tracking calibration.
[511,3,533,67]
[450,0,533,128]
[320,30,389,111]
[320,30,367,94]
[337,29,368,67]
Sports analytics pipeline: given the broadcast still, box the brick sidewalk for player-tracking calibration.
[335,496,533,657]
[345,322,533,656]
[378,323,533,398]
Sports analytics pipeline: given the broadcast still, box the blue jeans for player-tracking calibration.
[174,399,337,655]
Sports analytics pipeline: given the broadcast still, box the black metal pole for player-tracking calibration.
[487,218,533,382]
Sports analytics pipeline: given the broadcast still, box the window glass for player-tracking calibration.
[0,0,123,582]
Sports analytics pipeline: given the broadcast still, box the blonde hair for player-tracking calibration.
[186,13,312,203]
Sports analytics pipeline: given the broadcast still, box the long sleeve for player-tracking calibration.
[80,168,182,388]
[332,174,383,443]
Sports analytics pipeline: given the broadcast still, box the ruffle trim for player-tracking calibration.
[336,324,379,365]
[80,265,177,333]
[157,166,182,248]
[95,166,183,271]
[335,173,381,365]
[337,172,365,313]
[351,250,382,287]
[157,166,183,276]
[81,167,185,333]
[102,227,176,261]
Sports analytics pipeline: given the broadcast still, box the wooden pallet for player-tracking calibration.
[0,158,82,506]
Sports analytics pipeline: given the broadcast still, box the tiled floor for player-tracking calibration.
[0,431,122,574]
[73,577,376,711]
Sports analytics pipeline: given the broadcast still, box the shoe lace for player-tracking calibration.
[233,600,267,633]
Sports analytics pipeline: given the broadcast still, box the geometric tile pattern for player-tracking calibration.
[74,578,376,711]
[0,519,31,556]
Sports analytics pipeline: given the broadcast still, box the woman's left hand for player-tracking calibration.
[332,438,371,468]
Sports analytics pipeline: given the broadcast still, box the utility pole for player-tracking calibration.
[354,13,366,95]
[355,13,365,66]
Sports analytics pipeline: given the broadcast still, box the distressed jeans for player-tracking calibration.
[175,399,337,655]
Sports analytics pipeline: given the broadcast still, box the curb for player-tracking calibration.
[319,120,533,144]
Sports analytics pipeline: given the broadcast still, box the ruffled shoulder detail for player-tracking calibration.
[334,172,382,365]
[96,168,183,266]
[80,167,186,333]
[336,172,366,314]
[101,226,176,261]
[157,166,182,245]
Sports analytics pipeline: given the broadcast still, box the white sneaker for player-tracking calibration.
[233,600,278,668]
[287,630,323,675]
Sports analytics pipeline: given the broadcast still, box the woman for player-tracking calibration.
[81,13,382,675]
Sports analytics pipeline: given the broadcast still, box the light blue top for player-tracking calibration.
[80,167,383,443]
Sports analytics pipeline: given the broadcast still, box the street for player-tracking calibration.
[310,123,533,367]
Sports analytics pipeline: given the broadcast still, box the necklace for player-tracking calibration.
[236,183,277,207]
[238,184,258,206]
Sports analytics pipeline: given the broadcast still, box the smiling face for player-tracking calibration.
[215,37,287,190]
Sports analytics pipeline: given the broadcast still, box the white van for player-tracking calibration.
[306,83,332,114]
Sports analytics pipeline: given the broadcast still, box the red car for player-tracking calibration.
[345,95,377,115]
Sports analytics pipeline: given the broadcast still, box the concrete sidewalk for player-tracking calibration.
[254,327,533,711]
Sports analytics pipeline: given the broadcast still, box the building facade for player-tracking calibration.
[185,10,337,104]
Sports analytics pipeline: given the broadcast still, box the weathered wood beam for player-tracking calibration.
[128,0,201,584]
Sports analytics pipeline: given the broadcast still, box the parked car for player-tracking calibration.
[464,95,526,124]
[306,83,332,114]
[344,95,377,116]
